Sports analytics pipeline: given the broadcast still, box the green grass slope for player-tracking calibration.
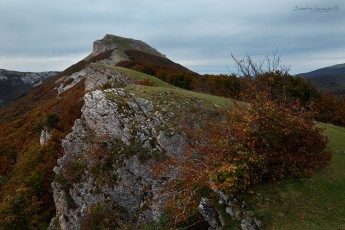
[94,64,233,108]
[251,123,345,230]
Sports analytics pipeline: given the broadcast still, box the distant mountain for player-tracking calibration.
[0,69,58,107]
[298,63,345,98]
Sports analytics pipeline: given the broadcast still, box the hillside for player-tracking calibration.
[0,34,233,229]
[49,64,236,229]
[0,34,341,230]
[249,123,345,229]
[117,49,196,74]
[298,63,345,98]
[0,69,58,107]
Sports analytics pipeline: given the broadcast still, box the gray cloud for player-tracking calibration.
[0,0,344,73]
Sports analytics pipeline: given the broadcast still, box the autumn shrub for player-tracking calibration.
[313,93,345,127]
[101,82,113,90]
[80,202,129,230]
[63,156,87,184]
[0,49,110,227]
[133,78,158,87]
[243,99,331,180]
[155,92,331,224]
[45,114,60,128]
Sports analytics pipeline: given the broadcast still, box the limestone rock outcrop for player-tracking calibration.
[40,128,51,146]
[92,34,165,59]
[49,79,186,229]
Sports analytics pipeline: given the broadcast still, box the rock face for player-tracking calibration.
[92,34,165,60]
[84,65,131,91]
[213,189,261,230]
[92,41,117,57]
[49,69,186,229]
[198,198,223,230]
[40,128,51,146]
[56,65,131,95]
[56,70,86,95]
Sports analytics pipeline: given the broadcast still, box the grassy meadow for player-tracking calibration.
[251,123,345,230]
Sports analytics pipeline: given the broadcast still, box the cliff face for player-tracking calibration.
[49,65,187,229]
[92,34,165,66]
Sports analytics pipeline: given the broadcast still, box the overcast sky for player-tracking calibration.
[0,0,344,74]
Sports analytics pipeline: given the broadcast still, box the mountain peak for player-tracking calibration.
[92,34,164,59]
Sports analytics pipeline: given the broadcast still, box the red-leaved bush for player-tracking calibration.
[155,92,331,224]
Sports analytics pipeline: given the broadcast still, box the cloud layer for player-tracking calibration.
[1,0,344,74]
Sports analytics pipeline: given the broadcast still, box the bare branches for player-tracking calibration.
[231,49,290,78]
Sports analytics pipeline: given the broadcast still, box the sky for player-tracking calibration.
[0,0,344,75]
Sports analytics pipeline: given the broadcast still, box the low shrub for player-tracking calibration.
[80,202,128,230]
[156,97,331,223]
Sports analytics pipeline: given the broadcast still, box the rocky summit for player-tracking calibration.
[91,34,165,65]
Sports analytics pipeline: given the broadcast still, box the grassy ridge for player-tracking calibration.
[117,65,234,108]
[252,123,345,229]
[92,64,174,88]
[93,64,234,108]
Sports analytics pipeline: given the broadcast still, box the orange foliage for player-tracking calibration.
[313,93,345,127]
[133,79,158,87]
[0,78,85,228]
[116,50,241,97]
[154,87,331,225]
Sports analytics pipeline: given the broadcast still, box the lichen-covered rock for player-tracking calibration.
[241,217,261,230]
[92,34,165,58]
[56,69,86,95]
[49,87,186,229]
[40,128,51,146]
[198,198,223,230]
[213,189,261,230]
[84,66,131,91]
[92,42,118,57]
